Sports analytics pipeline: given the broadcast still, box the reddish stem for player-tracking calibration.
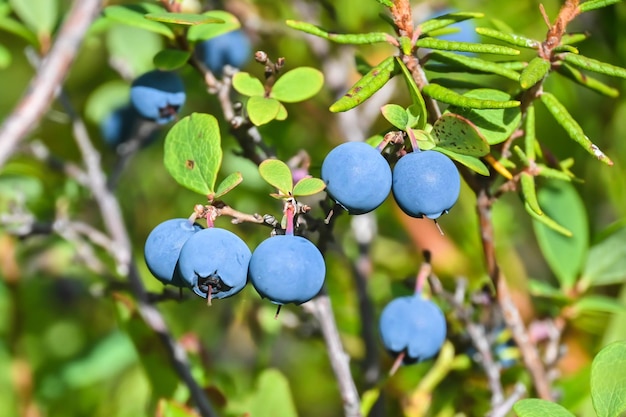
[284,200,296,236]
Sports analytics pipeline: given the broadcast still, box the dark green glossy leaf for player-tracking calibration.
[416,38,521,55]
[563,53,626,79]
[186,11,240,42]
[514,399,576,417]
[271,67,324,103]
[9,0,57,36]
[591,341,626,417]
[292,177,326,197]
[232,72,265,97]
[540,92,613,165]
[397,58,427,129]
[520,57,551,89]
[424,84,520,109]
[381,104,408,129]
[144,12,223,25]
[579,0,623,12]
[532,180,588,289]
[153,49,191,71]
[556,63,619,97]
[164,113,222,196]
[419,11,484,34]
[103,5,174,39]
[581,226,626,287]
[427,51,521,80]
[475,27,540,49]
[259,159,292,195]
[247,96,281,126]
[285,20,389,44]
[214,171,243,199]
[434,147,490,176]
[330,56,400,112]
[432,113,489,156]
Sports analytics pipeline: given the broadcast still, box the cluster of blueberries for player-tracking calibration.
[101,30,251,148]
[144,219,325,306]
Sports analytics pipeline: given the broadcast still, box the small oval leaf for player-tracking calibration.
[153,49,191,71]
[214,171,243,199]
[259,159,293,195]
[103,5,175,39]
[144,12,223,26]
[247,96,281,126]
[186,11,240,42]
[292,177,326,197]
[520,57,551,89]
[381,104,408,129]
[434,147,490,176]
[424,84,520,109]
[591,341,626,417]
[432,113,490,156]
[233,72,265,97]
[514,398,576,417]
[271,67,324,103]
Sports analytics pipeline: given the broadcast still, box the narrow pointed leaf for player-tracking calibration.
[375,0,394,6]
[103,5,175,39]
[520,57,551,89]
[432,113,490,156]
[591,341,626,417]
[271,67,324,103]
[144,13,223,25]
[381,104,408,129]
[415,38,520,55]
[247,96,281,126]
[554,44,579,53]
[153,49,191,71]
[330,56,400,112]
[513,145,531,167]
[259,159,293,195]
[397,58,427,129]
[537,164,575,181]
[520,173,542,214]
[186,11,240,42]
[0,16,39,47]
[514,399,576,417]
[560,32,590,45]
[285,20,389,44]
[434,147,490,176]
[419,12,484,34]
[214,171,243,199]
[563,53,626,79]
[233,72,265,97]
[475,27,540,49]
[485,154,514,179]
[423,84,520,109]
[164,113,222,195]
[526,202,572,237]
[540,92,613,165]
[524,104,537,159]
[579,0,623,12]
[292,177,326,197]
[427,51,521,80]
[556,63,619,97]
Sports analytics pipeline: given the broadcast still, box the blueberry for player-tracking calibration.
[144,218,203,287]
[392,150,461,219]
[321,142,392,214]
[100,104,139,148]
[194,29,251,77]
[130,70,186,124]
[379,295,446,363]
[248,235,325,305]
[177,228,251,300]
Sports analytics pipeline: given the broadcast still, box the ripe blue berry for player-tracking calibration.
[248,235,325,305]
[379,295,446,363]
[195,29,251,77]
[100,105,139,148]
[177,228,251,300]
[144,218,203,287]
[321,142,392,214]
[130,70,186,124]
[392,150,461,219]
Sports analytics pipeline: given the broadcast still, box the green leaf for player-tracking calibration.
[381,104,408,129]
[525,104,537,159]
[520,57,551,89]
[250,369,298,417]
[591,341,626,417]
[474,27,540,49]
[330,56,400,112]
[103,5,175,39]
[573,295,626,315]
[9,0,57,36]
[0,43,9,69]
[415,38,520,55]
[434,147,490,176]
[419,12,484,34]
[232,72,265,97]
[292,177,326,197]
[397,58,427,129]
[375,0,393,6]
[144,12,223,26]
[214,171,243,199]
[360,388,381,417]
[432,113,489,156]
[153,49,191,71]
[106,24,163,78]
[540,92,613,165]
[423,84,520,109]
[186,11,240,42]
[285,20,389,44]
[247,96,281,126]
[514,398,576,417]
[563,52,626,79]
[532,180,588,289]
[271,67,324,103]
[561,32,590,45]
[164,113,222,196]
[579,0,623,13]
[556,63,619,98]
[521,173,542,215]
[258,159,293,195]
[276,103,288,120]
[0,16,39,46]
[528,279,571,301]
[426,51,521,81]
[156,399,201,417]
[84,80,129,124]
[446,89,522,145]
[581,226,626,287]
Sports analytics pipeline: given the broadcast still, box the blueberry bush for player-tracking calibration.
[1,0,626,417]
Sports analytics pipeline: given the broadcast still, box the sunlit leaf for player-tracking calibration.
[419,12,484,34]
[424,84,520,109]
[156,399,201,417]
[186,11,240,42]
[285,20,389,44]
[247,96,281,126]
[520,57,551,89]
[432,113,489,156]
[271,67,324,103]
[259,159,293,195]
[233,72,265,97]
[381,104,408,129]
[556,63,619,97]
[581,226,626,287]
[292,177,326,197]
[427,51,521,80]
[434,147,490,176]
[214,171,243,199]
[563,53,626,79]
[579,0,623,13]
[521,173,542,215]
[9,0,57,36]
[475,27,540,49]
[144,12,223,25]
[103,5,174,39]
[514,398,576,417]
[249,369,298,417]
[591,341,626,417]
[415,38,520,55]
[153,49,191,71]
[397,58,427,129]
